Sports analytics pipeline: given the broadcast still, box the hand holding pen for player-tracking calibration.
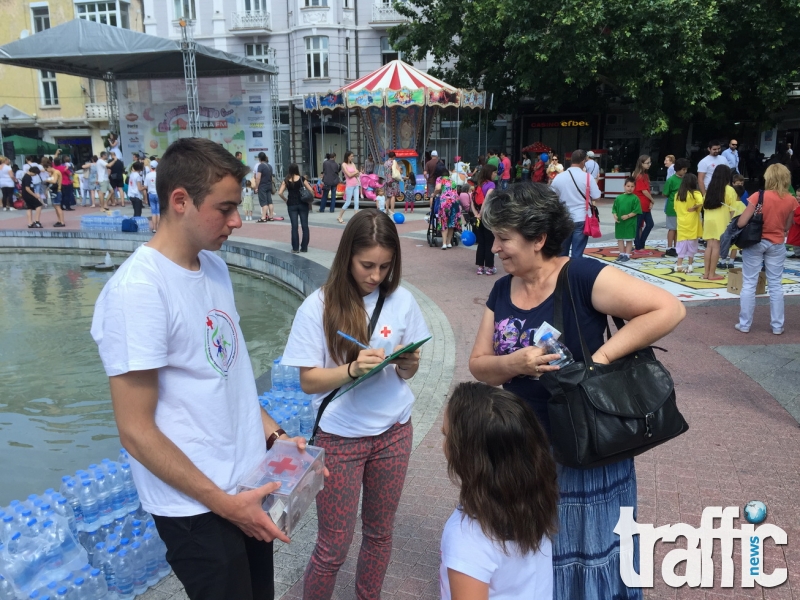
[337,330,384,377]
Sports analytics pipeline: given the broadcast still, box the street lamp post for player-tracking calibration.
[0,115,8,157]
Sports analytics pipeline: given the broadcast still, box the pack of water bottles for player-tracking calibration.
[80,215,151,233]
[0,449,171,599]
[258,358,316,441]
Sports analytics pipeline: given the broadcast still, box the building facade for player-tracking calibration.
[141,0,446,176]
[0,0,145,163]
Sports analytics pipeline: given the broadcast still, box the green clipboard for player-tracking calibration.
[332,336,432,400]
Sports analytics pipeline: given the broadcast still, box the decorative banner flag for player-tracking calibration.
[426,88,460,108]
[319,90,346,111]
[303,94,319,112]
[461,89,487,109]
[347,89,385,109]
[386,87,426,107]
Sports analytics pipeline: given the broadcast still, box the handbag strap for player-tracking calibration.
[552,261,596,370]
[310,293,386,440]
[568,171,592,214]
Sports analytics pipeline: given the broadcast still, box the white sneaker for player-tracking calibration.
[441,245,447,250]
[447,244,452,248]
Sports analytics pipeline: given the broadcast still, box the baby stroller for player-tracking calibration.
[426,194,463,247]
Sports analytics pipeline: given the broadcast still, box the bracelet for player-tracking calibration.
[267,428,286,450]
[347,361,357,380]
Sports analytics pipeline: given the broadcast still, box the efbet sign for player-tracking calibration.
[615,506,788,588]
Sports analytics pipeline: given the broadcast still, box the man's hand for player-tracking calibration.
[218,482,290,543]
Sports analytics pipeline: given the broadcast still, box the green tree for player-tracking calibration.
[391,0,800,135]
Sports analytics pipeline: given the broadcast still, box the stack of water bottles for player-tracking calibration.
[258,358,316,440]
[0,449,171,599]
[80,215,151,233]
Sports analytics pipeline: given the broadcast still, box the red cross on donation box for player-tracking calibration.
[380,326,392,338]
[269,457,299,475]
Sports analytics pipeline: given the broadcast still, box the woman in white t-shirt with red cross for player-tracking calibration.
[282,209,430,599]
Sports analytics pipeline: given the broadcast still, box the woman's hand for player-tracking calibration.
[390,345,420,370]
[512,346,563,378]
[351,348,386,377]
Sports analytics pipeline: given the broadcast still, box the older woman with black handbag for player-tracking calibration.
[734,163,798,334]
[468,182,685,599]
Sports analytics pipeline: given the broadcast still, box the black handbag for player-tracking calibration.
[308,294,385,445]
[299,177,314,205]
[539,262,688,469]
[734,190,764,249]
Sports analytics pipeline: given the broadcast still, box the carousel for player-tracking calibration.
[304,60,485,202]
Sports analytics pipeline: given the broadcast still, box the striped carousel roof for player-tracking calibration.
[339,60,458,92]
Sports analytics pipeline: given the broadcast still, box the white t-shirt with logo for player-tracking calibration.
[440,509,553,600]
[96,159,109,183]
[127,171,143,198]
[144,171,157,195]
[698,155,720,189]
[281,287,430,438]
[90,246,266,517]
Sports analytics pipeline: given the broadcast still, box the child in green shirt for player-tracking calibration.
[661,157,690,257]
[612,177,642,262]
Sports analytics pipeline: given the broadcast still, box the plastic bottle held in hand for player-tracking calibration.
[113,550,134,600]
[538,332,574,368]
[78,481,99,527]
[128,542,147,595]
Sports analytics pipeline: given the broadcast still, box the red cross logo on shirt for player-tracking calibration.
[268,457,299,475]
[380,326,392,338]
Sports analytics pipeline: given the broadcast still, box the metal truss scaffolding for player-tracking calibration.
[104,71,119,134]
[179,19,200,137]
[270,73,283,179]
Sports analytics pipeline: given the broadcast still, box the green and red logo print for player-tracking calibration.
[205,309,239,377]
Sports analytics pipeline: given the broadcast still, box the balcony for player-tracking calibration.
[85,103,109,121]
[371,0,410,23]
[230,10,272,32]
[789,82,800,99]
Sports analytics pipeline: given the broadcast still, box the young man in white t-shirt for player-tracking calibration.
[91,137,310,600]
[95,151,112,211]
[697,139,722,195]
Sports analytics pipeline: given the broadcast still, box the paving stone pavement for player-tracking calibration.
[4,198,800,598]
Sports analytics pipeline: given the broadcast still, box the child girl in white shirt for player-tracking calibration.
[375,187,386,213]
[440,382,559,600]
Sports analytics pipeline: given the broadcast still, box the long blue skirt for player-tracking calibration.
[553,458,642,600]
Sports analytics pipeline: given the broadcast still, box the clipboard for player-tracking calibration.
[332,336,432,400]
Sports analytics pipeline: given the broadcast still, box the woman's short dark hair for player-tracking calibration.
[481,182,574,258]
[445,382,559,555]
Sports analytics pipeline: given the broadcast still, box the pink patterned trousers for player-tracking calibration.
[302,420,412,600]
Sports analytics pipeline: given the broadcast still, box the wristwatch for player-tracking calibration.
[267,428,287,450]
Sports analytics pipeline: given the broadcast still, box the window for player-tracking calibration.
[76,2,118,26]
[40,70,59,106]
[305,36,329,78]
[304,0,328,6]
[245,43,271,83]
[245,0,267,11]
[380,37,401,65]
[344,38,351,79]
[32,7,50,32]
[120,2,130,28]
[173,0,196,20]
[343,0,350,7]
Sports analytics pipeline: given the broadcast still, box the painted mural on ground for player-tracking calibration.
[584,241,800,302]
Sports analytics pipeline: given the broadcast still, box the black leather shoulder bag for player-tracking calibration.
[539,262,688,469]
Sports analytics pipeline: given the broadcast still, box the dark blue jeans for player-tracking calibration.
[634,212,654,250]
[288,203,310,251]
[560,220,589,258]
[319,185,336,212]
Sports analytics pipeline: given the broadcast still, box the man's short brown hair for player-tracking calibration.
[571,149,587,164]
[156,138,250,213]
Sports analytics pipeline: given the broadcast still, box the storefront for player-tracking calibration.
[518,114,598,161]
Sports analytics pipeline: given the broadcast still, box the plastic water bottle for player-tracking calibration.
[86,568,108,599]
[0,575,16,600]
[1,514,16,542]
[52,496,77,539]
[60,482,83,532]
[538,332,575,368]
[118,464,138,510]
[141,534,159,587]
[104,469,126,520]
[117,449,129,465]
[299,401,314,438]
[71,577,88,599]
[128,542,147,595]
[113,550,134,600]
[92,474,113,525]
[99,545,117,595]
[285,411,299,438]
[152,534,170,578]
[80,523,103,564]
[78,481,99,527]
[55,586,69,599]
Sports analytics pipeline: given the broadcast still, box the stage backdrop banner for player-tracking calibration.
[117,77,274,168]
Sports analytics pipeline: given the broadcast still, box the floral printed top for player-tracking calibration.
[485,259,608,432]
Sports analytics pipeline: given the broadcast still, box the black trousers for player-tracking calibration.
[130,197,143,217]
[475,219,495,268]
[153,512,274,600]
[288,203,310,251]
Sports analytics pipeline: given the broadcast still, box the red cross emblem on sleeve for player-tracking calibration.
[380,325,392,338]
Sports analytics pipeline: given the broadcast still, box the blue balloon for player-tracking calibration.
[540,153,549,162]
[461,230,476,246]
[393,212,405,224]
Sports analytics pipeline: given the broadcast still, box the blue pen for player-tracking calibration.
[336,330,371,350]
